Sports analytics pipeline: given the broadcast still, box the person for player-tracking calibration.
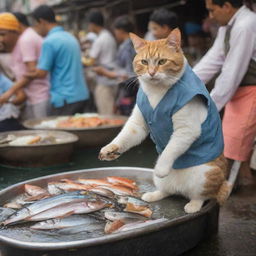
[0,12,49,120]
[86,10,117,115]
[93,15,137,115]
[26,5,89,116]
[148,8,178,39]
[0,72,25,132]
[193,0,256,185]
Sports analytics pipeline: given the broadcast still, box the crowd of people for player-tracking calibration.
[0,1,255,183]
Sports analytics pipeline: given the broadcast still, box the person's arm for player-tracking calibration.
[193,28,225,83]
[11,89,26,105]
[210,25,256,111]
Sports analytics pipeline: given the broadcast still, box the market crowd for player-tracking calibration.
[0,1,255,184]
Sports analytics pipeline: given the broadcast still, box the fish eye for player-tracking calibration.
[141,59,148,65]
[158,59,167,65]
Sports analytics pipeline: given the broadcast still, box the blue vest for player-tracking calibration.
[136,64,224,169]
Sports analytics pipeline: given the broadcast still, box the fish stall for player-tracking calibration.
[23,113,127,147]
[0,167,219,256]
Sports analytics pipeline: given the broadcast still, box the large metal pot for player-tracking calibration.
[0,130,78,167]
[0,167,219,256]
[23,115,127,147]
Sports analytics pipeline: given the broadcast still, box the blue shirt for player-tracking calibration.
[0,73,20,121]
[38,26,89,107]
[137,64,224,169]
[0,73,12,94]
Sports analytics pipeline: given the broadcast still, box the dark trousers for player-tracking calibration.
[0,118,23,132]
[49,100,88,116]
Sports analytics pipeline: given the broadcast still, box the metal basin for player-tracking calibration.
[0,130,78,167]
[23,115,127,147]
[0,167,219,256]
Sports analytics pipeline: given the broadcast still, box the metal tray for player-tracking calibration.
[0,130,78,167]
[0,167,219,256]
[23,115,127,147]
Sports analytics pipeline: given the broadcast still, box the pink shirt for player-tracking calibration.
[12,27,49,105]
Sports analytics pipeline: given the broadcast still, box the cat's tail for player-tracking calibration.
[216,181,230,205]
[216,160,241,205]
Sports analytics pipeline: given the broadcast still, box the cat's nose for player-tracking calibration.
[148,67,156,77]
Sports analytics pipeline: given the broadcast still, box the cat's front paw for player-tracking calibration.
[98,144,121,161]
[142,191,166,202]
[154,164,170,178]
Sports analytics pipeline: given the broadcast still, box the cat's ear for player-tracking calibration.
[129,33,147,52]
[166,28,181,50]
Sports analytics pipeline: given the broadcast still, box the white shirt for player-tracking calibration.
[90,29,117,67]
[193,6,256,111]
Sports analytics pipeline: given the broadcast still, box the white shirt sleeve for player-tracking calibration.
[89,38,101,59]
[193,28,225,84]
[210,25,256,111]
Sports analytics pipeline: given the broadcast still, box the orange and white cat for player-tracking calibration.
[99,29,229,213]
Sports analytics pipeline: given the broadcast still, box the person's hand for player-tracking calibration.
[0,90,12,105]
[23,70,37,79]
[92,66,107,76]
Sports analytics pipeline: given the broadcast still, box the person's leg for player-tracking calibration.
[31,100,49,119]
[95,85,117,115]
[0,118,23,132]
[223,86,256,186]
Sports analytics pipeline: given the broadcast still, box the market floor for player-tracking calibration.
[183,180,256,256]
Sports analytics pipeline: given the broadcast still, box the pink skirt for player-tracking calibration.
[223,86,256,161]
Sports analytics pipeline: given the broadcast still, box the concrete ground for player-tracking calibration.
[183,180,256,256]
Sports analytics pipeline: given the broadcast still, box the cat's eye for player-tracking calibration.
[158,59,167,65]
[141,59,148,65]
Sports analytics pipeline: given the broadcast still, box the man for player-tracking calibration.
[93,15,136,115]
[0,12,49,120]
[27,5,89,116]
[86,10,117,115]
[0,73,25,131]
[194,0,256,184]
[148,8,178,39]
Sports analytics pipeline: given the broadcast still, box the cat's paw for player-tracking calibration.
[98,144,121,161]
[154,165,170,178]
[142,191,166,202]
[184,200,204,214]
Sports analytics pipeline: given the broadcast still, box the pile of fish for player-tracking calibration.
[0,176,166,235]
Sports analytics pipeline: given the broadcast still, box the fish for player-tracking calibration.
[89,187,115,198]
[30,215,100,230]
[27,199,110,222]
[24,184,48,196]
[3,194,35,209]
[97,184,136,196]
[105,218,168,234]
[104,211,148,223]
[106,176,138,190]
[24,184,50,201]
[77,178,111,187]
[116,196,152,218]
[0,207,15,222]
[3,191,97,225]
[47,180,92,195]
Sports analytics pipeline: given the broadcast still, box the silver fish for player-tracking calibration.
[3,191,98,225]
[0,207,15,222]
[30,215,101,230]
[115,218,168,233]
[27,199,110,222]
[104,211,148,223]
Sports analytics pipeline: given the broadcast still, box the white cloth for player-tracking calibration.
[90,29,117,67]
[193,6,256,111]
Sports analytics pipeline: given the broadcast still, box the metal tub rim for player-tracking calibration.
[0,130,79,148]
[23,115,128,132]
[0,167,217,251]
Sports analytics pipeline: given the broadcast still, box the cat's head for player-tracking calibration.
[130,28,185,87]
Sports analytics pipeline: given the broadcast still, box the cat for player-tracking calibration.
[99,28,229,214]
